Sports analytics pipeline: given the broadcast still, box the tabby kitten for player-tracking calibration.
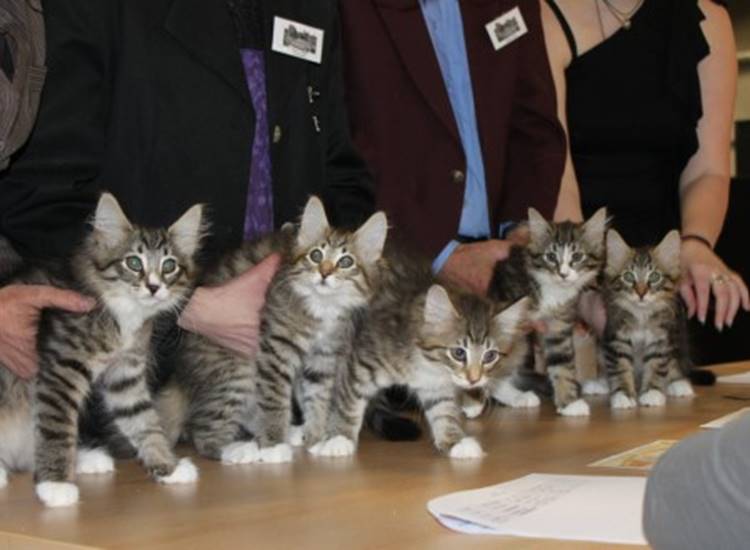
[157,197,388,464]
[310,260,529,459]
[599,230,694,409]
[489,208,607,416]
[0,193,204,507]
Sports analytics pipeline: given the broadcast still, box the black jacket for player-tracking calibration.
[0,0,373,261]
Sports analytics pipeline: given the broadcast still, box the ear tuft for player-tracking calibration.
[92,192,132,247]
[354,211,388,264]
[169,204,206,257]
[424,285,459,326]
[605,229,632,276]
[297,196,329,250]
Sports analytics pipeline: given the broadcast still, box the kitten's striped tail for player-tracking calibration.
[365,388,422,442]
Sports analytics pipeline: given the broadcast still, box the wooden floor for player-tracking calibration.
[2,362,749,550]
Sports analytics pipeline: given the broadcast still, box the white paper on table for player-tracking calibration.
[701,407,750,429]
[717,371,750,384]
[427,474,647,545]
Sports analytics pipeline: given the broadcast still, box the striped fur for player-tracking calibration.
[159,197,389,463]
[312,251,530,458]
[489,208,607,415]
[600,230,692,408]
[0,194,204,505]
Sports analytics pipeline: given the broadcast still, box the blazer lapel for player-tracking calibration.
[374,0,460,144]
[165,0,250,105]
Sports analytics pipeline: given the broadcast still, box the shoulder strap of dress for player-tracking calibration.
[543,0,578,59]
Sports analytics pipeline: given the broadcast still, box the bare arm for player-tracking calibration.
[678,1,749,329]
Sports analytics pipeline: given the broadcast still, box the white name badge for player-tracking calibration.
[271,16,325,64]
[485,7,528,51]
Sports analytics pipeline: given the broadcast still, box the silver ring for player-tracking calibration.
[711,273,728,286]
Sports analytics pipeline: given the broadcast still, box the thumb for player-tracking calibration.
[27,286,96,312]
[491,240,512,262]
[238,253,281,290]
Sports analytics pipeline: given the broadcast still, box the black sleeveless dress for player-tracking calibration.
[551,0,719,247]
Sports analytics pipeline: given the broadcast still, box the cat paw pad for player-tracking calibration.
[610,391,637,410]
[558,399,590,417]
[76,448,115,475]
[667,380,695,398]
[36,481,79,508]
[582,379,609,396]
[220,441,260,465]
[309,436,355,457]
[639,389,666,407]
[511,391,541,409]
[157,457,199,484]
[462,402,485,419]
[448,437,485,459]
[288,426,305,447]
[258,443,294,464]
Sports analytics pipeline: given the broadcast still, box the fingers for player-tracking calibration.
[489,240,512,262]
[241,253,282,289]
[693,271,711,325]
[724,279,741,329]
[734,273,750,311]
[710,277,730,331]
[26,286,95,313]
[679,281,697,319]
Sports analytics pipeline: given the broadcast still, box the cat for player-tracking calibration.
[156,196,389,464]
[309,250,530,459]
[0,193,204,507]
[597,229,694,408]
[488,208,607,417]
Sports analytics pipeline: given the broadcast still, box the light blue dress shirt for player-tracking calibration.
[419,0,491,273]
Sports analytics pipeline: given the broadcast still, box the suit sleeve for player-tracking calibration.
[320,1,375,228]
[0,0,114,261]
[498,2,566,223]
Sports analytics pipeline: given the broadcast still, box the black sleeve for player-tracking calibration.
[0,0,114,261]
[320,1,375,228]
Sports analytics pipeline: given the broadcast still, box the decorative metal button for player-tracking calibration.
[451,170,465,184]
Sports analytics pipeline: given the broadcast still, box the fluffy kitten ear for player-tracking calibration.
[493,297,530,334]
[169,204,205,257]
[582,207,608,249]
[527,208,550,242]
[652,230,681,275]
[297,196,329,249]
[606,229,632,275]
[353,211,388,265]
[93,192,132,247]
[424,285,459,327]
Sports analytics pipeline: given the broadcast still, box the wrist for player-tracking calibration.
[680,233,714,250]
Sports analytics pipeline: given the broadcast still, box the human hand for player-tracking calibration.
[178,253,281,357]
[679,241,749,330]
[0,285,95,379]
[577,290,607,337]
[438,240,513,296]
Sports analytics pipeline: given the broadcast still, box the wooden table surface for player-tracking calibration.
[2,362,749,550]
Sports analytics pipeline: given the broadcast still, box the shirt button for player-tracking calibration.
[272,125,282,144]
[451,170,465,184]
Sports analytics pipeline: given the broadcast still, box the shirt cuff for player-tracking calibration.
[498,221,518,240]
[432,240,461,274]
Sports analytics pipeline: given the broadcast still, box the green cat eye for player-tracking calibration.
[162,258,178,274]
[571,252,584,263]
[648,272,661,284]
[482,350,499,364]
[623,272,636,284]
[125,255,143,272]
[337,255,354,269]
[309,248,324,263]
[450,347,467,362]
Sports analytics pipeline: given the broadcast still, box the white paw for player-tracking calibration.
[448,437,485,459]
[35,481,79,508]
[667,379,695,398]
[462,401,485,419]
[582,378,609,396]
[220,441,260,465]
[288,426,305,447]
[558,399,590,417]
[258,443,294,464]
[511,391,541,409]
[639,389,666,407]
[76,448,115,475]
[610,391,637,410]
[0,467,7,488]
[308,436,356,458]
[157,457,199,484]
